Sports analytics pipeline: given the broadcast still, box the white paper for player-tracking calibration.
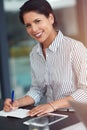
[62,122,86,130]
[0,108,29,118]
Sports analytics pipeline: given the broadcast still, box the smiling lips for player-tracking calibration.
[34,32,43,38]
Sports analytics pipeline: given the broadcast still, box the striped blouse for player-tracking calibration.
[26,30,87,105]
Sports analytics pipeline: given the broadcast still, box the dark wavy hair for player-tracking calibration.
[19,0,57,29]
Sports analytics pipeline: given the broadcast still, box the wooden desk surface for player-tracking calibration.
[0,99,80,130]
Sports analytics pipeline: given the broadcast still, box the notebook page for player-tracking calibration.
[0,108,29,118]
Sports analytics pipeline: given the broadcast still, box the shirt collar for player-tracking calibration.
[49,30,63,52]
[36,30,63,54]
[36,43,43,55]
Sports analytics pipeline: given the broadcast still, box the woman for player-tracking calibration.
[4,0,87,116]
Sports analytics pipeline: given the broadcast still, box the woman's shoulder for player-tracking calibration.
[30,43,40,57]
[64,35,86,50]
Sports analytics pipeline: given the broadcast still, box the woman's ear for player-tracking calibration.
[48,13,54,25]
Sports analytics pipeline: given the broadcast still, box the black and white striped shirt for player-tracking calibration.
[26,30,87,104]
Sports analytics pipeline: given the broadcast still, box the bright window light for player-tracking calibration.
[4,0,76,11]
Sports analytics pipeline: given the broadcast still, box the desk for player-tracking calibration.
[0,99,80,130]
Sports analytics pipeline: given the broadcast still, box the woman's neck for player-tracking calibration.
[41,30,58,59]
[41,30,57,49]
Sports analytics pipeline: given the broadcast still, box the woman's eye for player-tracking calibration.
[35,20,41,23]
[25,24,31,28]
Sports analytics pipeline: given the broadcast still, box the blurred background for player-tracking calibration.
[0,0,87,99]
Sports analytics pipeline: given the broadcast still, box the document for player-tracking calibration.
[0,108,29,118]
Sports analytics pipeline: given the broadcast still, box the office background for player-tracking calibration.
[0,0,87,99]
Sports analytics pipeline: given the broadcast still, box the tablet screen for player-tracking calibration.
[23,113,68,126]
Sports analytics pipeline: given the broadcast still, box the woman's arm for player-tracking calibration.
[3,95,35,112]
[28,95,74,116]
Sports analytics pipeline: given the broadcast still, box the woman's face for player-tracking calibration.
[23,11,55,45]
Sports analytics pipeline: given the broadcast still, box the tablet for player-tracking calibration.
[23,113,68,126]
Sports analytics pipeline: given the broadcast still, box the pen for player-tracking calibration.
[11,90,14,103]
[59,108,75,112]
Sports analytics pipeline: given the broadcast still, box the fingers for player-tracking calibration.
[3,99,19,112]
[28,104,54,117]
[29,105,43,116]
[12,100,19,108]
[9,100,19,110]
[4,98,12,112]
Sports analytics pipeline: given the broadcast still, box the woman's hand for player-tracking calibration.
[28,103,55,117]
[3,98,19,112]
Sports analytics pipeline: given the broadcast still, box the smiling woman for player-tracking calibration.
[2,0,86,100]
[0,0,79,100]
[3,0,87,118]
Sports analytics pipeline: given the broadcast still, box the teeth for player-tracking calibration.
[35,32,42,37]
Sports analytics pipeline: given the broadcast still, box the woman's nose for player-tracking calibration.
[31,24,38,32]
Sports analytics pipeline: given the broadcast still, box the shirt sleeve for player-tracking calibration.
[70,42,87,102]
[71,88,87,102]
[26,87,42,105]
[25,48,46,105]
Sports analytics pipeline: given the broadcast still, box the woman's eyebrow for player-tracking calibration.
[25,23,31,27]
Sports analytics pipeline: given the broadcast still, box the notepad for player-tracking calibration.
[0,108,29,118]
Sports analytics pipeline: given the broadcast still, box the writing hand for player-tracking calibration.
[3,98,18,112]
